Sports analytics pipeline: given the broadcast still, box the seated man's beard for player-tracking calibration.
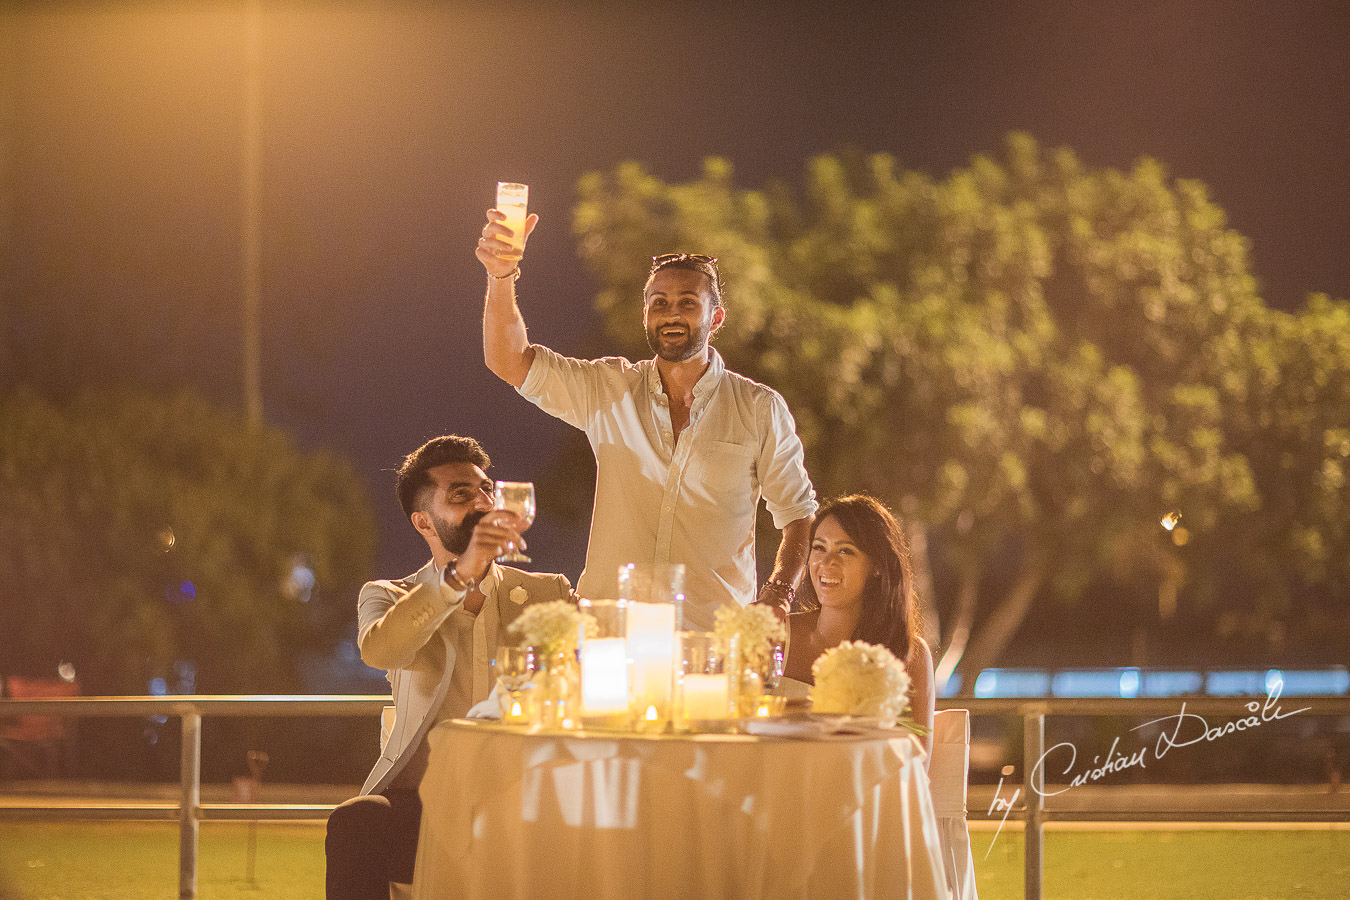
[438,510,487,556]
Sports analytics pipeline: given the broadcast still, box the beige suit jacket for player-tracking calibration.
[356,560,573,795]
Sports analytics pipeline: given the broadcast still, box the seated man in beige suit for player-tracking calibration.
[325,435,575,899]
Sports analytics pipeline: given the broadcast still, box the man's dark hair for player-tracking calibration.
[395,435,490,518]
[645,253,723,309]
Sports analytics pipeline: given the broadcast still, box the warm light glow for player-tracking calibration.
[511,700,522,717]
[1160,510,1182,531]
[645,705,659,721]
[751,695,785,717]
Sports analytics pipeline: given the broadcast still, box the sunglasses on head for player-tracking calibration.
[650,252,719,275]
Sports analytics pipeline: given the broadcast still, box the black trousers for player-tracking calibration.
[325,789,422,899]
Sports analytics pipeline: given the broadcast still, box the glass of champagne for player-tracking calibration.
[493,481,536,563]
[495,182,528,261]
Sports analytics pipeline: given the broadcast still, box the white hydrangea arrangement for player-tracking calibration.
[811,640,912,720]
[509,601,596,656]
[714,604,786,670]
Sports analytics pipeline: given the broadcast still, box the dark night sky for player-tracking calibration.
[6,0,1350,586]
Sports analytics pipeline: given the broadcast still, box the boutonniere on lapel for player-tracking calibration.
[509,587,529,605]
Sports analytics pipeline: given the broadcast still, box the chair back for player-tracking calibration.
[929,708,970,816]
[930,708,978,899]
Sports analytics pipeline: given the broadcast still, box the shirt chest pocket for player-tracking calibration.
[688,440,756,497]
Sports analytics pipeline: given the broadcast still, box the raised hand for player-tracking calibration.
[456,510,530,583]
[476,208,539,277]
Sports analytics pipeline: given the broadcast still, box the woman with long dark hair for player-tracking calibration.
[782,494,935,751]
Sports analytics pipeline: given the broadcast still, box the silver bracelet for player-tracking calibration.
[445,564,480,593]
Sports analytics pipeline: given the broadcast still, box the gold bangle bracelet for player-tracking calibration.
[488,266,520,281]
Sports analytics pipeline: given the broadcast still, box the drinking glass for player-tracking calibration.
[492,645,536,692]
[493,646,536,723]
[495,182,528,261]
[493,481,536,563]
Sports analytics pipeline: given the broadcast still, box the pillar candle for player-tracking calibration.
[580,637,629,715]
[682,673,731,720]
[627,601,677,710]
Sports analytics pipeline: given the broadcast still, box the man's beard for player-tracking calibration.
[645,318,712,362]
[435,509,486,556]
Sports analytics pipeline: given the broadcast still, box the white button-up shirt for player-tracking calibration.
[519,345,817,630]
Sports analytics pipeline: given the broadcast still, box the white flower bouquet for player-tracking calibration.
[713,604,786,671]
[509,601,595,656]
[811,640,912,722]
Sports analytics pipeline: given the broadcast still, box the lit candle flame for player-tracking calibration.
[1161,510,1182,531]
[755,703,772,718]
[510,700,522,717]
[645,705,659,721]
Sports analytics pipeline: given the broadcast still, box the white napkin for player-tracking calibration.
[466,683,502,719]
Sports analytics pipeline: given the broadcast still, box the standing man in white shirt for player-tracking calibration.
[475,210,817,630]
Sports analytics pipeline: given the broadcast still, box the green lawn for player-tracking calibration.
[1,822,1346,899]
[973,826,1350,900]
[0,822,326,900]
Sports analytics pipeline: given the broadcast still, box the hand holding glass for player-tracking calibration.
[495,182,528,261]
[493,481,536,563]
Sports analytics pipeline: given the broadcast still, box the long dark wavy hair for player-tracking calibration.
[800,494,920,661]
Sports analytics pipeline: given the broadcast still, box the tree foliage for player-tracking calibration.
[0,386,377,693]
[572,135,1350,684]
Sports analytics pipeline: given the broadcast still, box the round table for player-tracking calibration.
[413,719,948,899]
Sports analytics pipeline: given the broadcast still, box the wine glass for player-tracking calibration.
[492,481,536,563]
[492,646,536,722]
[492,646,536,692]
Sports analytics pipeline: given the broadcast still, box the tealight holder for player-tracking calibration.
[750,694,787,718]
[497,685,534,724]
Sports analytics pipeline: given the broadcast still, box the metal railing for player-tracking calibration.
[0,695,388,899]
[3,694,1348,899]
[944,696,1350,900]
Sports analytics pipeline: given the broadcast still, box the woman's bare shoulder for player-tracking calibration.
[787,609,819,636]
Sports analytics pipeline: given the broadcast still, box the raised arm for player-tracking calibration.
[476,208,539,388]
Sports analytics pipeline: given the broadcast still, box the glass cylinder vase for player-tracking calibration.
[530,649,579,731]
[619,563,684,730]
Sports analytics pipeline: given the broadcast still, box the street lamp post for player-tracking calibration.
[241,0,263,427]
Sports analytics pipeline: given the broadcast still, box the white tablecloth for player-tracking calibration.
[413,720,949,899]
